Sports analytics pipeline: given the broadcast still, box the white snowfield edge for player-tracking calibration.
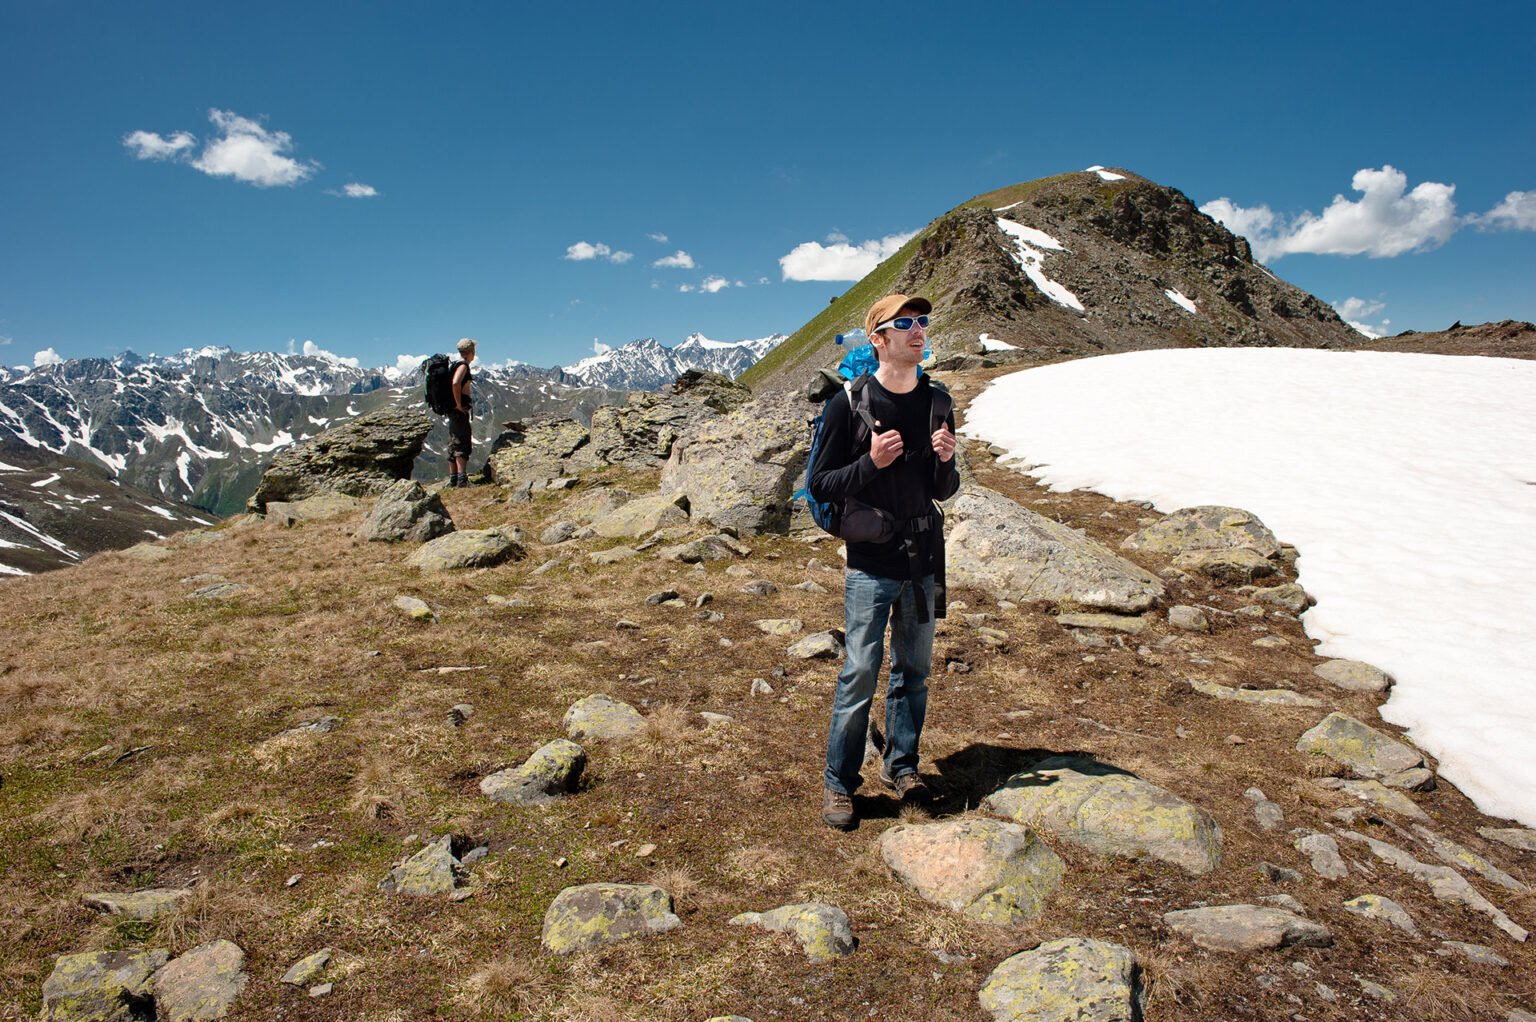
[961,347,1536,828]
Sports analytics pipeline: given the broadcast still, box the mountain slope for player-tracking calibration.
[561,333,786,390]
[745,167,1361,390]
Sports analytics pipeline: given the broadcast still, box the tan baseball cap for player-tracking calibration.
[864,294,933,336]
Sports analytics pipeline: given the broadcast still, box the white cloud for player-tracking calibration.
[392,353,427,376]
[779,231,918,281]
[1472,190,1536,232]
[679,283,694,293]
[647,232,669,243]
[700,276,732,294]
[189,109,319,188]
[1202,166,1458,262]
[564,241,633,263]
[1333,297,1391,339]
[0,336,11,347]
[299,339,360,367]
[653,250,696,269]
[123,129,196,161]
[33,348,64,367]
[757,276,770,286]
[340,183,378,198]
[826,231,850,243]
[592,340,611,355]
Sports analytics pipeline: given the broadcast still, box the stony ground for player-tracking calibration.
[1,365,1533,1021]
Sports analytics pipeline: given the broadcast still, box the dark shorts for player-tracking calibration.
[447,410,472,459]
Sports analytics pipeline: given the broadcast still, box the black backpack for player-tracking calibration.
[422,354,458,414]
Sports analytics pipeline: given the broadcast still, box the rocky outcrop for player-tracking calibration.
[1164,905,1331,952]
[1296,713,1430,788]
[659,387,807,534]
[355,480,453,543]
[247,409,432,513]
[40,948,168,1022]
[947,487,1164,612]
[152,940,248,1022]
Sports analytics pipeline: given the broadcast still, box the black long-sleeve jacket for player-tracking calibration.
[808,374,960,580]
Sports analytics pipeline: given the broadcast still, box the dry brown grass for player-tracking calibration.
[1,430,1533,1022]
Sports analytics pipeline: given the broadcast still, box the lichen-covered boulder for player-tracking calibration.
[485,418,592,487]
[480,739,586,806]
[978,938,1143,1022]
[279,948,335,986]
[356,480,454,542]
[948,487,1164,613]
[1316,777,1428,820]
[247,409,432,513]
[379,834,467,896]
[563,694,646,743]
[541,883,681,954]
[1253,581,1311,613]
[1163,905,1331,952]
[590,492,690,539]
[406,528,523,572]
[729,902,856,963]
[1296,713,1426,785]
[1313,659,1394,693]
[1344,894,1419,935]
[153,939,248,1022]
[1122,505,1280,559]
[40,948,168,1022]
[787,631,843,659]
[81,888,190,920]
[879,819,1064,925]
[1188,679,1322,708]
[659,387,806,535]
[1173,546,1277,583]
[983,756,1221,875]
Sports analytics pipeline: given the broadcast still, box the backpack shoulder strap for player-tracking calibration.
[845,374,878,445]
[927,377,953,436]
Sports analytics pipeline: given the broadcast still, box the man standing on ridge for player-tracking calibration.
[809,294,960,830]
[448,337,476,487]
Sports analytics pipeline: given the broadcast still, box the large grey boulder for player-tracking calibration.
[1164,905,1331,952]
[983,755,1221,875]
[1122,505,1281,559]
[40,948,169,1022]
[1296,712,1428,786]
[247,409,432,513]
[728,903,856,963]
[407,528,524,572]
[152,939,248,1022]
[947,487,1164,612]
[541,883,681,954]
[879,819,1064,925]
[563,694,646,743]
[356,480,453,543]
[978,938,1143,1022]
[480,739,586,806]
[660,387,807,535]
[1313,659,1394,694]
[485,418,591,487]
[590,492,689,539]
[81,888,191,920]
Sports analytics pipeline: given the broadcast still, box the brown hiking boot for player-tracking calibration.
[821,788,856,830]
[883,770,932,808]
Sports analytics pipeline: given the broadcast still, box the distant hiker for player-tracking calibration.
[809,295,959,830]
[448,337,476,487]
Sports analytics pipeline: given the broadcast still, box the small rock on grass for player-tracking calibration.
[153,939,248,1022]
[1313,659,1393,693]
[379,834,466,896]
[280,948,334,986]
[541,883,681,954]
[1168,605,1209,632]
[1295,832,1349,880]
[1479,826,1536,852]
[393,595,434,621]
[879,819,1064,925]
[1439,940,1508,967]
[1296,712,1426,784]
[563,694,646,743]
[82,888,190,920]
[1163,905,1331,952]
[1343,894,1418,935]
[729,903,855,963]
[481,739,586,806]
[787,631,843,659]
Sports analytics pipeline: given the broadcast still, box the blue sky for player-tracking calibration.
[3,1,1533,371]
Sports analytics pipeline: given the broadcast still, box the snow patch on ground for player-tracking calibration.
[1164,289,1199,314]
[978,334,1018,351]
[961,348,1536,827]
[0,460,27,472]
[1086,165,1127,181]
[250,431,296,454]
[29,473,61,488]
[995,218,1085,313]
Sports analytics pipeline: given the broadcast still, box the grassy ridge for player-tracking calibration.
[740,229,931,392]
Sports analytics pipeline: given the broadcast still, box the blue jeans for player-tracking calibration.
[824,569,934,795]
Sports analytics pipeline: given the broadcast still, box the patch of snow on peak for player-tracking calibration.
[1086,165,1127,182]
[978,334,1017,351]
[0,459,25,473]
[994,218,1085,313]
[30,473,62,488]
[250,430,295,453]
[1164,289,1199,315]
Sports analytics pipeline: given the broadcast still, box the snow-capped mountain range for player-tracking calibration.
[562,333,786,390]
[0,333,783,572]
